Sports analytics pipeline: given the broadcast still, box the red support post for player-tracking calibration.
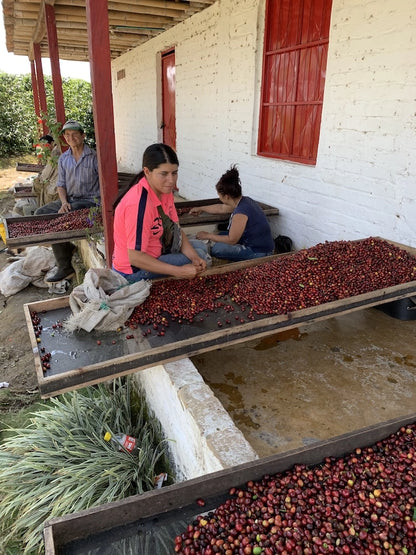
[30,61,42,134]
[44,3,66,129]
[33,43,48,135]
[85,0,118,266]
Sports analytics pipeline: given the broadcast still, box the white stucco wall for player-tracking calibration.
[133,359,258,482]
[111,0,416,250]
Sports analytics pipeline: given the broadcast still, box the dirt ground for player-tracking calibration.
[0,164,58,412]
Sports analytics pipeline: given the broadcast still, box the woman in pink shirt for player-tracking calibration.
[112,143,208,281]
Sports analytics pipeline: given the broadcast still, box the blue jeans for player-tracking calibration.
[211,241,273,262]
[35,199,98,215]
[114,239,208,282]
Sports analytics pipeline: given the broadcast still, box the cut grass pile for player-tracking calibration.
[0,377,170,554]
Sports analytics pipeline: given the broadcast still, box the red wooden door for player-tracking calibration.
[161,49,176,150]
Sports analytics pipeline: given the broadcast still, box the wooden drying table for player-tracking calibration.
[175,197,279,228]
[12,184,37,198]
[3,198,279,248]
[24,239,416,398]
[3,212,99,247]
[16,162,45,173]
[43,412,416,554]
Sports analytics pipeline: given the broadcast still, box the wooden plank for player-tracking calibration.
[23,240,416,398]
[44,412,416,553]
[13,194,37,199]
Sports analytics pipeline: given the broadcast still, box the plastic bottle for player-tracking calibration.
[104,431,137,453]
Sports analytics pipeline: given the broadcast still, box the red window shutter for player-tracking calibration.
[258,0,332,165]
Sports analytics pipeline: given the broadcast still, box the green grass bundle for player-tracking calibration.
[0,378,170,554]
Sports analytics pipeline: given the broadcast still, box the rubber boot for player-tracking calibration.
[47,242,75,282]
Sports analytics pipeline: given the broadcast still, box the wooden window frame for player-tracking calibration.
[257,0,332,165]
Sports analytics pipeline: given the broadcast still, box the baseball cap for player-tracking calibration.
[61,119,84,133]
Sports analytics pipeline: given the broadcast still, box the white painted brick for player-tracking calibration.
[112,0,416,251]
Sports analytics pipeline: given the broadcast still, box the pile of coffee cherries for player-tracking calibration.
[30,310,63,372]
[176,206,192,216]
[126,237,416,329]
[174,424,416,554]
[7,207,103,238]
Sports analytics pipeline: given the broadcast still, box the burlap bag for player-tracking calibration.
[65,268,151,332]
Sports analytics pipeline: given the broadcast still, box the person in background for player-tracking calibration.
[112,143,208,281]
[35,120,100,282]
[26,135,61,214]
[190,165,275,261]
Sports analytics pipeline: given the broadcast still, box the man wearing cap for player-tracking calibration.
[35,119,100,282]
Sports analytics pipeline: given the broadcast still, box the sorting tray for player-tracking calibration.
[4,212,100,247]
[43,412,416,554]
[24,239,416,398]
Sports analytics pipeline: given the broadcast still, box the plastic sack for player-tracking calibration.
[65,268,151,332]
[0,246,55,296]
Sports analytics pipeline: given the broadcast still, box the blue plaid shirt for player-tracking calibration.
[57,143,100,202]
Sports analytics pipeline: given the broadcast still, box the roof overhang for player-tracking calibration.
[2,0,216,62]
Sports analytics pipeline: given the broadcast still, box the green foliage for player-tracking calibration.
[0,74,35,157]
[0,72,94,158]
[0,378,171,554]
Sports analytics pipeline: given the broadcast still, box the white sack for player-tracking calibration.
[0,246,55,296]
[65,268,151,332]
[22,246,56,276]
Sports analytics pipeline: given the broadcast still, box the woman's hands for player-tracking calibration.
[196,230,210,241]
[173,259,205,279]
[189,207,202,216]
[191,255,207,274]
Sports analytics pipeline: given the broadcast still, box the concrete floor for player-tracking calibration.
[191,305,416,458]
